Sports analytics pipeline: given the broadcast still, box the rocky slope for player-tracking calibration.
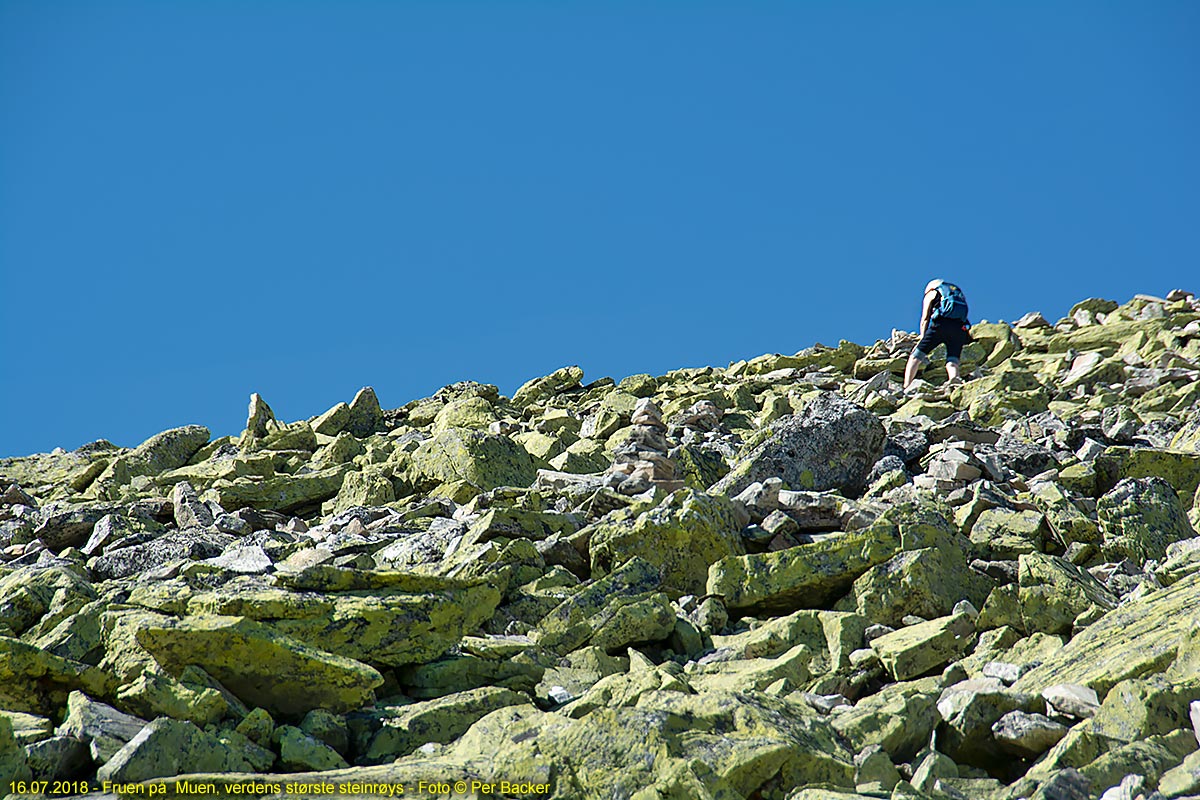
[3,290,1200,800]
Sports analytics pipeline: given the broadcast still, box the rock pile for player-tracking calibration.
[3,289,1200,799]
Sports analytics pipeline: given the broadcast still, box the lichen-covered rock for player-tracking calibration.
[96,717,253,783]
[88,528,235,580]
[202,464,353,513]
[275,724,348,771]
[0,564,96,637]
[936,677,1044,768]
[364,687,526,763]
[870,612,976,681]
[1018,553,1118,635]
[830,678,941,761]
[713,395,885,498]
[969,507,1050,558]
[708,518,900,615]
[513,365,584,407]
[409,429,537,493]
[6,287,1200,796]
[1013,571,1200,697]
[135,615,383,717]
[1095,446,1200,510]
[267,585,502,667]
[32,504,118,550]
[329,468,395,514]
[708,608,867,676]
[55,691,147,764]
[345,387,383,438]
[837,545,991,628]
[536,557,675,655]
[992,710,1068,758]
[0,716,32,788]
[433,396,498,433]
[125,425,212,479]
[0,636,116,716]
[1097,476,1195,563]
[1079,729,1195,796]
[589,489,745,597]
[548,437,610,473]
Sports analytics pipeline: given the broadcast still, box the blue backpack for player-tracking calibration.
[932,281,969,322]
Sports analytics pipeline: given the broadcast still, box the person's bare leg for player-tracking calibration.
[904,355,923,389]
[946,360,961,382]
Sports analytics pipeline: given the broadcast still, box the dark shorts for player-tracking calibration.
[912,317,970,364]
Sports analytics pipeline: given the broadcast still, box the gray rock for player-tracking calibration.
[982,661,1026,685]
[126,425,211,477]
[936,678,1044,768]
[992,710,1068,757]
[275,724,348,771]
[33,504,117,551]
[171,481,213,529]
[1096,775,1144,800]
[345,387,383,437]
[96,717,253,783]
[1040,684,1101,719]
[714,395,885,498]
[1098,477,1195,564]
[89,528,234,580]
[55,691,148,764]
[1032,768,1092,800]
[24,735,90,780]
[203,544,272,574]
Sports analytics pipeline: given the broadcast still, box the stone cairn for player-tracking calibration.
[606,398,684,495]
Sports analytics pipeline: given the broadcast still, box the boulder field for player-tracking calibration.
[3,290,1200,800]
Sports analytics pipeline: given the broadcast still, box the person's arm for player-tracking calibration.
[918,290,937,336]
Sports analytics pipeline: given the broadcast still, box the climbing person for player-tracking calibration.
[904,279,971,389]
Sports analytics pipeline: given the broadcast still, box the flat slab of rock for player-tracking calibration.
[870,612,976,681]
[1013,571,1200,697]
[1042,684,1100,719]
[136,615,383,717]
[708,519,900,614]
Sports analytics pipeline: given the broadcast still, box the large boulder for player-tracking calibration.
[409,429,538,493]
[55,691,147,764]
[88,528,235,581]
[1097,477,1195,564]
[363,687,527,763]
[836,545,992,628]
[96,717,254,783]
[0,636,116,717]
[1095,447,1200,510]
[708,518,900,615]
[202,464,353,514]
[513,365,584,407]
[1012,571,1200,697]
[936,677,1044,769]
[344,387,383,437]
[713,395,885,497]
[135,616,383,717]
[588,489,745,597]
[124,425,211,478]
[535,557,675,655]
[830,678,941,761]
[0,565,96,637]
[1018,553,1117,635]
[870,612,976,681]
[32,504,119,551]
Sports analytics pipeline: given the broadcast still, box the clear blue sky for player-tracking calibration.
[2,2,1197,457]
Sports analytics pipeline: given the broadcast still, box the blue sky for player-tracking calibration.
[2,2,1197,457]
